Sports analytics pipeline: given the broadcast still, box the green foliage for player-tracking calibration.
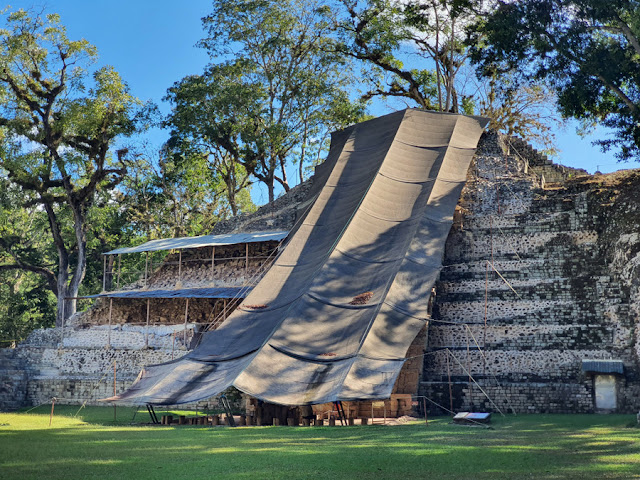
[164,64,256,216]
[469,0,640,161]
[328,0,473,112]
[476,70,564,155]
[182,0,367,202]
[0,8,152,326]
[120,147,255,239]
[0,273,55,345]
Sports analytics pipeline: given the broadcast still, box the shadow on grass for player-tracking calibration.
[1,410,640,480]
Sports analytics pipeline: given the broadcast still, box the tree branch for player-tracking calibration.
[615,16,640,57]
[0,263,57,295]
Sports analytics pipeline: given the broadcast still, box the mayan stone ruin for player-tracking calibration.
[2,130,640,415]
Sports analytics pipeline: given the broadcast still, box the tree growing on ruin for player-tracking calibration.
[0,9,152,326]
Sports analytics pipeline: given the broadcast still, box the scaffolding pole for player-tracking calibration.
[145,298,150,348]
[117,254,122,290]
[107,298,113,349]
[184,298,189,346]
[102,255,107,292]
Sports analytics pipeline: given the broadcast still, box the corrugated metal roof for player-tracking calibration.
[85,286,252,299]
[581,359,624,375]
[104,231,289,255]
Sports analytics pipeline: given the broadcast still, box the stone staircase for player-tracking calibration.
[420,133,638,414]
[0,348,28,411]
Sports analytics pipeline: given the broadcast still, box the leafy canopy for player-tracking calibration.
[0,8,152,325]
[468,0,640,161]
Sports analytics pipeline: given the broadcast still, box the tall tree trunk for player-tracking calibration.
[267,182,275,204]
[55,262,69,328]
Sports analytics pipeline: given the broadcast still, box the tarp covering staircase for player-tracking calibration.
[106,109,488,406]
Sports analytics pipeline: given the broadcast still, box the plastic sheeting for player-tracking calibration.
[106,109,487,406]
[104,231,288,255]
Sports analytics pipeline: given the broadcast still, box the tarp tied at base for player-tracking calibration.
[106,109,488,406]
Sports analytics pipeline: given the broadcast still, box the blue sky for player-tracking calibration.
[7,1,639,203]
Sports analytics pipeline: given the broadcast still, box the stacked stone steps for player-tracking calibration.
[462,210,597,232]
[0,348,28,411]
[429,323,618,350]
[421,133,636,414]
[427,347,617,378]
[463,212,579,231]
[436,277,595,303]
[444,239,600,263]
[435,299,590,324]
[436,275,626,297]
[420,379,593,414]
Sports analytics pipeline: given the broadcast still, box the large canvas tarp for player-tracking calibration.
[107,109,487,406]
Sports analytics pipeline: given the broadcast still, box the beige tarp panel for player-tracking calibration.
[107,109,487,406]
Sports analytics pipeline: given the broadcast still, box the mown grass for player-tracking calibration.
[1,406,640,479]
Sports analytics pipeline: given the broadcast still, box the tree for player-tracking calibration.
[193,0,366,202]
[474,69,564,154]
[0,174,56,343]
[468,0,640,161]
[0,9,151,326]
[121,145,256,239]
[327,0,477,113]
[164,64,255,216]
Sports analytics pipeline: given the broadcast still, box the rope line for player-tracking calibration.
[445,349,505,416]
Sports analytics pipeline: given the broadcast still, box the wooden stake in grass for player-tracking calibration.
[49,397,56,427]
[446,350,453,416]
[113,360,117,422]
[423,397,428,426]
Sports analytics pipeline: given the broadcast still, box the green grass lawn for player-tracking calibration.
[1,406,640,479]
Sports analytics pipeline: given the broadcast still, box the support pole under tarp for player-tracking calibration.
[467,329,472,410]
[117,254,122,290]
[107,298,113,349]
[113,360,117,422]
[144,252,149,287]
[145,298,150,348]
[446,349,453,416]
[245,243,249,281]
[102,255,107,292]
[211,246,215,276]
[60,297,65,344]
[184,298,189,347]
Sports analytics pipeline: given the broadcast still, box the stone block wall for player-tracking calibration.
[145,241,280,290]
[421,133,640,414]
[13,329,245,411]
